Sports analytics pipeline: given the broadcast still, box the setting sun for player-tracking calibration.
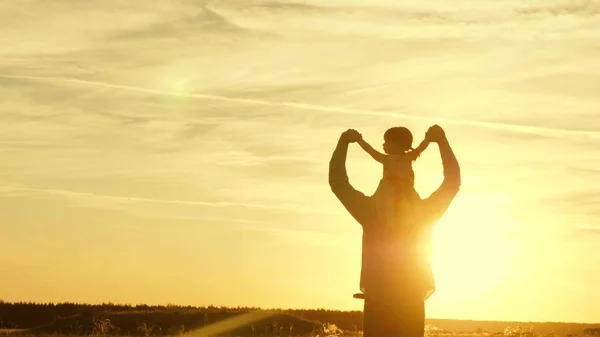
[432,193,522,301]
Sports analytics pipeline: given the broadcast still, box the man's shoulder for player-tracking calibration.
[421,184,460,211]
[425,180,460,201]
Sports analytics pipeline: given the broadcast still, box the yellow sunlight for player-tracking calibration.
[432,193,522,301]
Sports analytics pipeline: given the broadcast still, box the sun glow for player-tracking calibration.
[165,77,192,95]
[431,193,522,301]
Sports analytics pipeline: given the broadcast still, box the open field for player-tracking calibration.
[1,303,599,337]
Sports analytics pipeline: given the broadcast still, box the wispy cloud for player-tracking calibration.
[516,1,600,16]
[109,6,251,42]
[3,74,598,140]
[0,185,334,215]
[575,224,600,237]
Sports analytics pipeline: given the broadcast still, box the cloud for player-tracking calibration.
[2,74,598,140]
[109,6,251,42]
[209,0,600,43]
[537,189,600,228]
[0,1,205,55]
[567,166,600,176]
[247,0,485,24]
[256,1,318,12]
[180,123,220,140]
[516,0,600,16]
[495,71,600,101]
[575,224,600,237]
[208,1,483,43]
[0,185,334,215]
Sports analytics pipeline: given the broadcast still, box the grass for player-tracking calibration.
[1,302,597,337]
[1,320,596,337]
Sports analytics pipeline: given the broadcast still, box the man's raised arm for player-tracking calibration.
[329,132,352,194]
[328,129,375,227]
[437,134,461,191]
[423,126,461,222]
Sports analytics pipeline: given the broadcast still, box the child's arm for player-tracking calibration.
[357,136,387,164]
[406,138,431,161]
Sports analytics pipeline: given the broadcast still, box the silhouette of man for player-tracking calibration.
[329,125,461,337]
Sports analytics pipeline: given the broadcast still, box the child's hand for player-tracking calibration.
[341,129,362,143]
[426,125,446,143]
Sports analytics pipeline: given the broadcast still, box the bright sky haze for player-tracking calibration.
[1,0,599,324]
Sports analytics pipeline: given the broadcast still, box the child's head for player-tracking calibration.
[383,127,413,155]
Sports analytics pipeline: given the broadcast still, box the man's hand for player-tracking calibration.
[426,125,447,143]
[341,129,362,144]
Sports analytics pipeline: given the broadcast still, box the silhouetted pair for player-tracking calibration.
[329,125,461,337]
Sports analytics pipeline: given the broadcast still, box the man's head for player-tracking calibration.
[383,127,413,154]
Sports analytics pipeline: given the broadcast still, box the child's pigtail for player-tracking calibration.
[406,138,430,161]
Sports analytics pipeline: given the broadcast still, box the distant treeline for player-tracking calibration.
[2,301,599,337]
[0,301,251,329]
[0,300,363,335]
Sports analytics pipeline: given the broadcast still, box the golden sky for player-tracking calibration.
[1,0,599,324]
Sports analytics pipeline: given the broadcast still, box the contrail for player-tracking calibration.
[0,185,336,215]
[2,74,598,139]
